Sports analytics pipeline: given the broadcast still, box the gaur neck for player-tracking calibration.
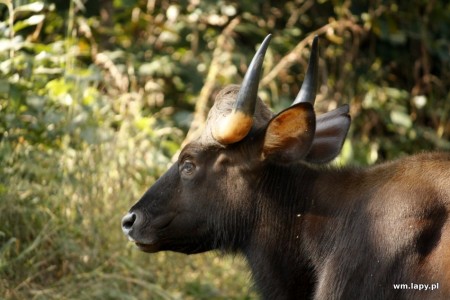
[241,163,358,299]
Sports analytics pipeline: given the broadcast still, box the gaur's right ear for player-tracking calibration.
[261,102,315,163]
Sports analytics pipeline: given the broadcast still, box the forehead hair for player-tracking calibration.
[198,85,274,145]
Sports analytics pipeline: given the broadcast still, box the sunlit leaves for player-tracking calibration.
[13,14,45,32]
[13,1,45,13]
[46,78,73,106]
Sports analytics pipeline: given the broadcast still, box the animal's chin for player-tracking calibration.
[134,237,213,255]
[135,242,161,253]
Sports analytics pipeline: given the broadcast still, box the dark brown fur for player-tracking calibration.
[122,85,450,299]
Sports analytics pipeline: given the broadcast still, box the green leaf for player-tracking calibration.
[14,2,45,13]
[26,95,45,110]
[0,37,24,52]
[13,14,45,32]
[0,79,10,95]
[134,117,155,132]
[82,87,98,106]
[390,110,412,128]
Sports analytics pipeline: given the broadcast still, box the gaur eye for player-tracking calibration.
[181,160,196,176]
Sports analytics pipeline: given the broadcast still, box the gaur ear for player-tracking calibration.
[262,102,315,162]
[305,104,351,163]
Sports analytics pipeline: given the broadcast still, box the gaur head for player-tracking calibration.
[121,34,350,254]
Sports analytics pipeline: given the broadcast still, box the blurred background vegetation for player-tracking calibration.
[0,0,449,299]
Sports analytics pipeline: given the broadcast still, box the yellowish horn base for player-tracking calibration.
[212,111,254,144]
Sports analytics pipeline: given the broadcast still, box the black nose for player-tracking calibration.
[121,212,137,235]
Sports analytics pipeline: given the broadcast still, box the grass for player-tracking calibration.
[0,124,258,299]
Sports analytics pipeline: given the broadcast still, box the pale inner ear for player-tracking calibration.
[262,103,315,162]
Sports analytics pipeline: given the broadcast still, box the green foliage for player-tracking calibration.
[0,0,449,299]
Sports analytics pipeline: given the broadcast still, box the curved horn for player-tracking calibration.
[213,34,272,144]
[293,35,319,106]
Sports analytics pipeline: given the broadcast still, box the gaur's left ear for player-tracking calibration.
[305,104,351,163]
[261,102,315,162]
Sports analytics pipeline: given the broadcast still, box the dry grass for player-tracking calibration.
[0,126,257,299]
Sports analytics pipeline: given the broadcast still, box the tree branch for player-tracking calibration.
[260,20,361,88]
[183,17,240,146]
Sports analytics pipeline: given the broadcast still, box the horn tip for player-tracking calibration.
[259,34,272,50]
[312,35,319,49]
[292,34,320,106]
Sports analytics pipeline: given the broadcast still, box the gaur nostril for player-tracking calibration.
[121,212,137,234]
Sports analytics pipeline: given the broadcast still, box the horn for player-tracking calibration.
[293,35,319,106]
[213,34,272,144]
